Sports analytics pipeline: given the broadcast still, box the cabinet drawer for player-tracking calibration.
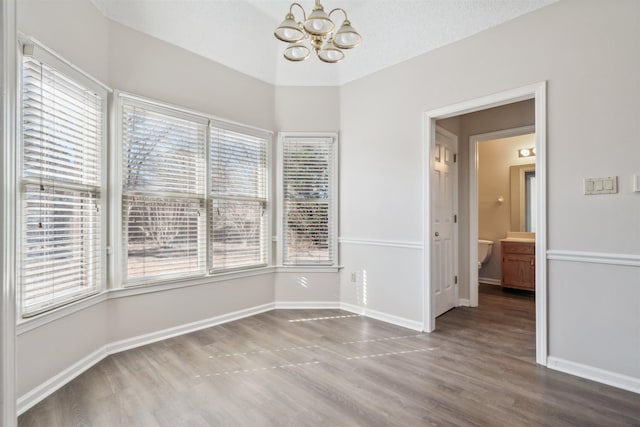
[501,242,535,255]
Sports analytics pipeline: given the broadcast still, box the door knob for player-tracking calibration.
[435,232,440,237]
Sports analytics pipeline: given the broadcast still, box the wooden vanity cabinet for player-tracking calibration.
[501,241,535,291]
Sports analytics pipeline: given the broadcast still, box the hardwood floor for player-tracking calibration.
[19,285,640,426]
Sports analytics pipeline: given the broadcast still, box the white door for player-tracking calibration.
[432,127,458,317]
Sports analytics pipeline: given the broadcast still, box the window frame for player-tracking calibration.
[117,94,209,287]
[277,132,339,267]
[113,92,273,288]
[208,119,271,273]
[16,39,110,318]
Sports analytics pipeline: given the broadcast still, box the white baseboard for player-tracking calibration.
[458,298,470,307]
[106,303,275,355]
[547,356,640,395]
[340,302,365,315]
[340,303,423,331]
[273,301,422,331]
[478,277,501,286]
[18,347,108,415]
[274,301,341,310]
[18,302,275,415]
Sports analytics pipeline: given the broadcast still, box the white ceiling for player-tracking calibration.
[89,0,558,86]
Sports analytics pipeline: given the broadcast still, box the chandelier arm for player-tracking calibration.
[289,2,307,22]
[328,7,348,21]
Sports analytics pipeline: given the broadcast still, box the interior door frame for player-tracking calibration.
[423,82,548,366]
[469,124,535,307]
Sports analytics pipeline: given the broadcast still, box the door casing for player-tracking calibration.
[422,82,547,366]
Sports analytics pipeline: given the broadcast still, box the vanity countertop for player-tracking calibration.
[501,232,535,243]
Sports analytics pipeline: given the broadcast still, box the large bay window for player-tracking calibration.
[279,133,338,266]
[19,43,108,316]
[16,39,287,318]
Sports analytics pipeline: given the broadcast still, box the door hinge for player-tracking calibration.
[454,275,458,284]
[454,214,457,223]
[453,153,457,163]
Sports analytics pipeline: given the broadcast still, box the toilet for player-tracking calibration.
[478,239,494,269]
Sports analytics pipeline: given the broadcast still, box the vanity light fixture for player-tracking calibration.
[518,147,536,158]
[274,0,362,63]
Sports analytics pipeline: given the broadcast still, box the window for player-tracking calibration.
[279,133,338,266]
[120,95,271,283]
[209,123,269,271]
[19,43,107,316]
[121,97,208,284]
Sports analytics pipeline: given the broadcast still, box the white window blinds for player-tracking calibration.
[281,135,337,265]
[209,124,269,271]
[122,100,207,283]
[20,49,106,316]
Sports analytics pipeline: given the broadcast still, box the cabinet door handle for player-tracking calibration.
[530,258,535,266]
[435,232,440,237]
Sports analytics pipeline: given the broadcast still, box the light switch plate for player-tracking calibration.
[584,176,617,195]
[634,174,640,192]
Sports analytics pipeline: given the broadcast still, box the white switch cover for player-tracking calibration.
[584,177,617,195]
[634,174,640,192]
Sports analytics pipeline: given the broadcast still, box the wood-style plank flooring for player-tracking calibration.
[19,285,640,426]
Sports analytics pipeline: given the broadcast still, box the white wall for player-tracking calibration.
[339,0,640,385]
[18,0,110,83]
[275,272,340,305]
[108,22,275,131]
[17,301,109,396]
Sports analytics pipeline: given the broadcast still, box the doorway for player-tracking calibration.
[469,126,536,307]
[423,82,548,366]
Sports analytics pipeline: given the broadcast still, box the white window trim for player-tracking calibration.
[16,36,111,318]
[276,132,339,267]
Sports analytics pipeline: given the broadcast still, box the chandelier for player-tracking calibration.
[274,0,362,63]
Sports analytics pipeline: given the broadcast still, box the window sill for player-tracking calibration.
[275,266,343,273]
[17,291,109,335]
[112,267,275,299]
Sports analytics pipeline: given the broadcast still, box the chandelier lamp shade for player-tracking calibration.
[274,0,362,63]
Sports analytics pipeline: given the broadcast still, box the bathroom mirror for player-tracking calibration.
[510,163,536,232]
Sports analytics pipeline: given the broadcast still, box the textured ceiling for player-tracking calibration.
[89,0,558,86]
